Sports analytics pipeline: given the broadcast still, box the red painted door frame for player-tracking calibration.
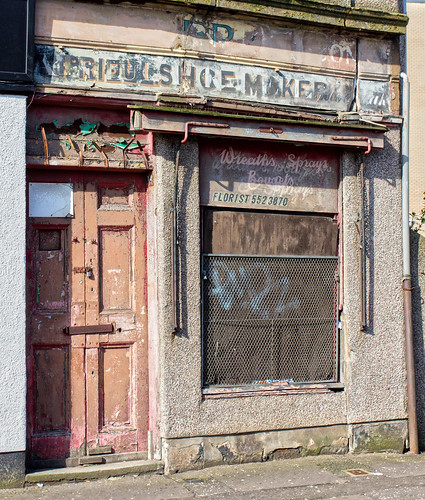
[26,169,149,465]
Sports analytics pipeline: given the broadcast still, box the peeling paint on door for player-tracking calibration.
[27,170,149,464]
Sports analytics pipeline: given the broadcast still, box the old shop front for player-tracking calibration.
[26,0,408,472]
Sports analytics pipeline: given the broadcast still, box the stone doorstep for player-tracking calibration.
[31,450,149,469]
[25,459,163,485]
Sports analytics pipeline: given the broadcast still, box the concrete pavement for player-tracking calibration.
[3,453,425,499]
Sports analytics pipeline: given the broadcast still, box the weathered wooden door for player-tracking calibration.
[27,170,148,465]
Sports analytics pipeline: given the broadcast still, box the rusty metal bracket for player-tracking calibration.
[259,127,283,135]
[92,141,109,168]
[122,137,135,169]
[123,140,152,170]
[67,135,83,167]
[332,136,371,154]
[182,121,229,143]
[137,141,151,170]
[41,126,49,166]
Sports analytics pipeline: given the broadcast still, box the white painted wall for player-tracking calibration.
[0,95,27,452]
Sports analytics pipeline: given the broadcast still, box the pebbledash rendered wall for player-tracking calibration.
[153,126,407,472]
[0,95,27,487]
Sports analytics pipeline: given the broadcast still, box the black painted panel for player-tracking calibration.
[0,0,34,83]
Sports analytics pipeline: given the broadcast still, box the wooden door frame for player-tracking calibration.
[26,168,151,467]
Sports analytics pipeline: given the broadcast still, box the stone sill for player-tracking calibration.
[155,0,408,35]
[203,382,345,399]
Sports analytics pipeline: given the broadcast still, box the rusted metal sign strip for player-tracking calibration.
[133,110,385,150]
[34,45,391,114]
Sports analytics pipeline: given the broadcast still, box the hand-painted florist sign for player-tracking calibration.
[200,142,339,213]
[35,45,356,112]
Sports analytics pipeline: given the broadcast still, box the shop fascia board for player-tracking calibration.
[130,106,386,150]
[151,0,408,35]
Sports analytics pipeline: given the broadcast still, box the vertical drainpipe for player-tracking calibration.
[401,71,419,454]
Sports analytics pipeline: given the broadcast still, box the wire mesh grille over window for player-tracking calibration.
[202,255,339,386]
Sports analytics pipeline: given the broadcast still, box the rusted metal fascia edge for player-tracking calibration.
[157,0,407,35]
[401,72,419,455]
[130,106,387,132]
[182,122,229,144]
[332,136,372,154]
[137,116,384,150]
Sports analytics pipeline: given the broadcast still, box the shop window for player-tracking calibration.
[199,140,340,388]
[202,209,339,386]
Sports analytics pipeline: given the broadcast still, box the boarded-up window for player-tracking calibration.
[202,208,339,386]
[200,141,340,387]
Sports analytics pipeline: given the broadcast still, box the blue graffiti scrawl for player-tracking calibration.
[209,261,300,319]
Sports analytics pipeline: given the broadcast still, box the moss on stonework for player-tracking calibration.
[301,445,348,457]
[352,423,406,453]
[130,104,387,131]
[355,437,403,453]
[160,0,407,35]
[0,477,24,489]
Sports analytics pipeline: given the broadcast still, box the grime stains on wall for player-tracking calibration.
[34,2,399,114]
[34,45,356,111]
[34,44,393,114]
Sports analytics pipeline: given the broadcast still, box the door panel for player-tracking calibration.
[101,345,132,427]
[34,347,68,431]
[27,170,148,464]
[35,228,68,311]
[100,228,132,311]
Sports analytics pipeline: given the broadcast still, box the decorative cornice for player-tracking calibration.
[153,0,408,35]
